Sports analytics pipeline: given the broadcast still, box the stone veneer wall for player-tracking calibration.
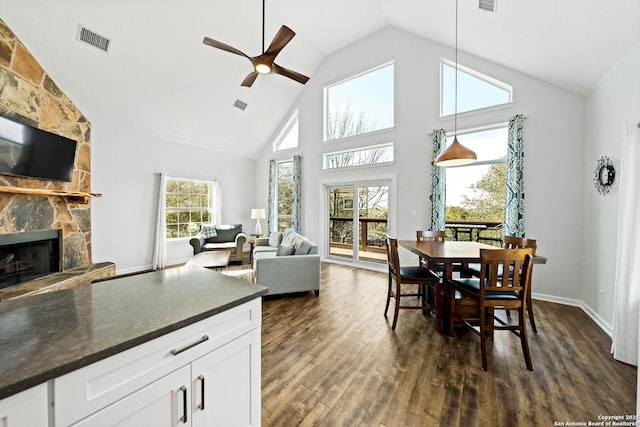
[0,17,93,270]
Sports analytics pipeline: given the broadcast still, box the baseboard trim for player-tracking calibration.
[533,292,613,337]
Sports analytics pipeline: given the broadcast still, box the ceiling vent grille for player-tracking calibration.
[233,99,248,111]
[77,25,111,53]
[478,0,496,12]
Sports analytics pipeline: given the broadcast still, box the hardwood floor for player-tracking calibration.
[259,262,637,427]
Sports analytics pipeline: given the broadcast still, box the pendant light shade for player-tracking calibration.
[436,136,477,166]
[436,0,477,167]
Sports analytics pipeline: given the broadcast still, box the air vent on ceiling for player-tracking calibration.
[478,0,496,12]
[77,25,111,53]
[233,99,248,111]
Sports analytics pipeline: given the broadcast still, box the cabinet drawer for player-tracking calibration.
[55,298,260,427]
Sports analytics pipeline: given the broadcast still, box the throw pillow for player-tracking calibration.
[294,237,311,255]
[276,243,295,256]
[200,224,217,238]
[269,232,283,247]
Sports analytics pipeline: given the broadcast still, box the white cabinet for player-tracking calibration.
[72,366,191,427]
[0,384,48,427]
[191,328,261,426]
[54,298,261,427]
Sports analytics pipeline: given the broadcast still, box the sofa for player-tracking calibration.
[252,228,320,296]
[189,224,247,263]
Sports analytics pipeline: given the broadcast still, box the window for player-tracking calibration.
[273,110,298,152]
[441,59,512,117]
[276,161,293,231]
[165,177,213,239]
[445,125,507,225]
[323,143,394,170]
[324,61,394,141]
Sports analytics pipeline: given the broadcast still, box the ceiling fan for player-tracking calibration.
[202,0,310,87]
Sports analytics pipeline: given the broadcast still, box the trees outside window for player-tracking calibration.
[324,61,394,141]
[444,126,508,242]
[276,161,293,231]
[165,178,213,239]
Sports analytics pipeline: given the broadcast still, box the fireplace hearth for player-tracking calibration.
[0,229,62,290]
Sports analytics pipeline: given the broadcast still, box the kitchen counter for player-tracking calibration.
[0,266,267,400]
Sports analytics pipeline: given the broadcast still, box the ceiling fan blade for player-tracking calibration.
[203,37,250,59]
[272,63,310,85]
[261,25,295,63]
[241,71,259,87]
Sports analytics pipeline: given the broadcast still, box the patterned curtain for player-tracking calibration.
[504,114,526,237]
[292,155,302,233]
[267,159,277,233]
[430,129,447,231]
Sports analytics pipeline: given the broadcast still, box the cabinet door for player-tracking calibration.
[0,384,48,427]
[191,328,261,427]
[72,366,191,427]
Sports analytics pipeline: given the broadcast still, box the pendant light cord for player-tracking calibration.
[454,0,458,137]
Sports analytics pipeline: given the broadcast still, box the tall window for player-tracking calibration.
[165,177,213,239]
[445,125,508,224]
[276,161,293,231]
[324,61,394,141]
[273,110,298,152]
[441,59,512,117]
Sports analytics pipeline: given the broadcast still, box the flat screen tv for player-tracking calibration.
[0,115,77,182]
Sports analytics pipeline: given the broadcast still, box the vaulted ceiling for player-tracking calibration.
[1,0,638,159]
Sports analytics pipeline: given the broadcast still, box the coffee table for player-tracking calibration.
[186,250,231,270]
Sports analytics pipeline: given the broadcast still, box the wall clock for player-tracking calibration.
[593,156,615,195]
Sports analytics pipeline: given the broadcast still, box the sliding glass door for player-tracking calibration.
[326,183,388,265]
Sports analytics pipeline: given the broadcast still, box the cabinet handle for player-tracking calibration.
[179,385,188,423]
[197,375,205,410]
[170,335,209,356]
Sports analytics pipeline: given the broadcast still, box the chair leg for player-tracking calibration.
[384,275,392,317]
[392,280,401,330]
[480,307,488,371]
[527,293,538,333]
[519,307,533,371]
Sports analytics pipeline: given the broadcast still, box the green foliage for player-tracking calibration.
[446,163,506,222]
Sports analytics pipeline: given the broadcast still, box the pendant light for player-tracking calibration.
[436,0,477,167]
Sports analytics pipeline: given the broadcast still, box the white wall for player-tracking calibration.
[583,41,640,330]
[91,118,256,274]
[256,26,586,305]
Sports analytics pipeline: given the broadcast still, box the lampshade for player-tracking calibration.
[435,136,477,167]
[251,208,265,219]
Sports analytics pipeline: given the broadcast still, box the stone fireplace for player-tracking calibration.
[0,17,114,299]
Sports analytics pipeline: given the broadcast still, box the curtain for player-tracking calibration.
[292,155,302,233]
[504,114,526,237]
[212,179,222,225]
[152,172,167,270]
[430,129,447,231]
[267,159,277,234]
[612,121,640,366]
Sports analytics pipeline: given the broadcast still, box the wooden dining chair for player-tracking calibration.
[416,230,446,272]
[447,248,535,371]
[385,237,441,330]
[464,235,539,333]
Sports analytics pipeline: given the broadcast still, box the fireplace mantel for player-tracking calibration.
[0,186,102,204]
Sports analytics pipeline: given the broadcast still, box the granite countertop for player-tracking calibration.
[0,266,267,400]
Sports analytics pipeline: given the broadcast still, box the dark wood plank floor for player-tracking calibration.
[259,262,637,427]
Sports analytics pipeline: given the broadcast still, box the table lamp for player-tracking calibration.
[251,208,265,235]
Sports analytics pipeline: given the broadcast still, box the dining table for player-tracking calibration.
[398,239,547,336]
[398,240,500,335]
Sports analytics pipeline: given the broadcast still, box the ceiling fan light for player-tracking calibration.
[255,63,271,74]
[435,136,477,167]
